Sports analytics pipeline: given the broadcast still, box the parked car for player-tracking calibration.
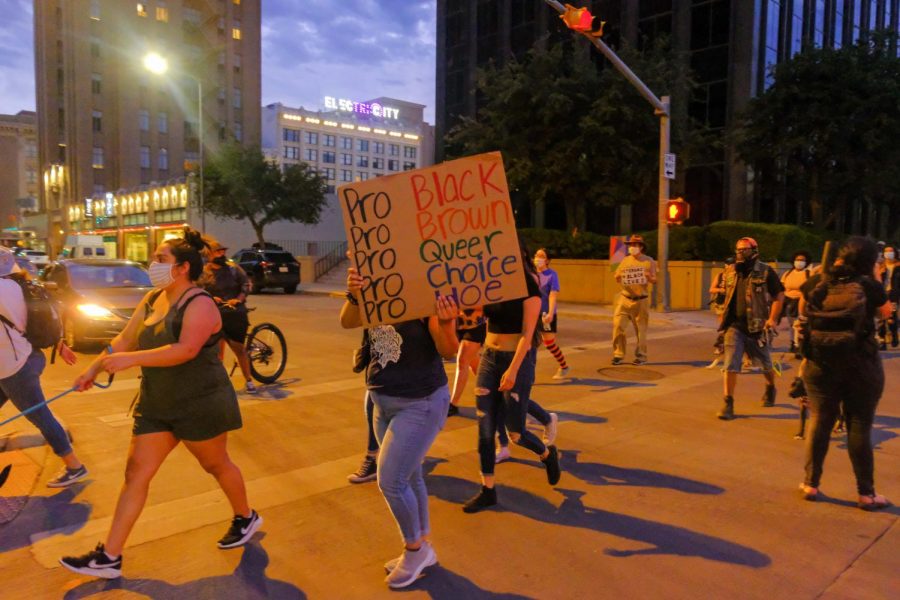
[40,259,152,351]
[232,246,300,294]
[13,255,38,276]
[14,248,51,269]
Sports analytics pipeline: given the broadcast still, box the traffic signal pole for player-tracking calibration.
[543,0,671,311]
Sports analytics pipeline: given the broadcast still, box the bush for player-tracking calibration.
[518,228,609,259]
[703,221,832,262]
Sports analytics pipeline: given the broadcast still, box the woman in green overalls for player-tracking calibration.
[59,229,261,580]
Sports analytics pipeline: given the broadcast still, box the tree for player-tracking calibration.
[731,34,900,234]
[444,38,711,232]
[203,143,328,246]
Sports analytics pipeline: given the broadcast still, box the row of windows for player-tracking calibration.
[314,165,416,183]
[281,129,417,157]
[88,109,242,142]
[282,148,416,171]
[92,146,170,170]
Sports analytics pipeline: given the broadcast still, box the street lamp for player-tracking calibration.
[143,52,205,233]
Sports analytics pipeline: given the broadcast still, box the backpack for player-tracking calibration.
[0,277,63,350]
[806,277,870,360]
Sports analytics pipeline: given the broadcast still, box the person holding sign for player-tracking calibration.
[340,267,459,589]
[612,235,657,365]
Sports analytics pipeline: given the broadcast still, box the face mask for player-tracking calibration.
[627,246,641,256]
[534,258,546,268]
[735,248,755,263]
[794,260,807,270]
[213,256,228,266]
[886,252,896,261]
[148,261,175,289]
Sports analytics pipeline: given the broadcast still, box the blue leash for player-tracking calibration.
[0,375,114,429]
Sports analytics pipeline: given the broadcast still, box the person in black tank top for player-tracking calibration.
[61,230,262,580]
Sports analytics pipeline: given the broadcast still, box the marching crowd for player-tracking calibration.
[0,229,895,588]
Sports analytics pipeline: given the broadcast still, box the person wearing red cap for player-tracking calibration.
[716,237,785,420]
[612,235,657,365]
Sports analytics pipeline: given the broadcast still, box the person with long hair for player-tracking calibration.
[60,229,260,579]
[798,236,892,510]
[534,248,569,379]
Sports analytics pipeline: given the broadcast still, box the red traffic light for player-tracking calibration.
[559,4,605,37]
[666,198,690,225]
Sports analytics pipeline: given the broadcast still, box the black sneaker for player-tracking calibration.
[47,464,88,488]
[447,404,459,417]
[717,396,735,420]
[761,385,776,407]
[463,486,497,513]
[347,455,377,483]
[217,510,263,549]
[59,542,122,579]
[611,357,623,365]
[542,445,561,485]
[632,357,646,366]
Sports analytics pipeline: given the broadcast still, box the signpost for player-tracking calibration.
[664,153,676,180]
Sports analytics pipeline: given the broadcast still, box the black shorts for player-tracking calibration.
[458,322,487,344]
[220,309,250,344]
[540,314,559,334]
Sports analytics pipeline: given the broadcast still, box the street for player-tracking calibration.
[1,292,898,599]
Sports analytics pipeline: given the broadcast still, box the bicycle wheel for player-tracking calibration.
[246,323,287,384]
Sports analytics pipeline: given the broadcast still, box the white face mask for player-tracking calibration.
[885,252,896,261]
[794,260,807,270]
[148,261,175,289]
[627,246,641,256]
[534,258,547,268]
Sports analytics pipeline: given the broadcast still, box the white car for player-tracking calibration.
[18,249,51,268]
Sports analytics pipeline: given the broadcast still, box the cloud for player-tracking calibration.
[0,0,35,115]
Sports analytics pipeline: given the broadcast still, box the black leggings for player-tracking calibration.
[803,359,884,495]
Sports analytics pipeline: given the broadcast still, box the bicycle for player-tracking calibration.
[225,305,287,385]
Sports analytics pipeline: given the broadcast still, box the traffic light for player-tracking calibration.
[559,4,605,37]
[666,198,690,225]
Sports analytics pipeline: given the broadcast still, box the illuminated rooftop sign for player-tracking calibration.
[324,96,399,120]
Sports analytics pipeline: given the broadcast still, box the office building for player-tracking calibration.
[33,0,261,256]
[0,111,39,230]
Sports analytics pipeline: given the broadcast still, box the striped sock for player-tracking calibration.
[544,340,568,369]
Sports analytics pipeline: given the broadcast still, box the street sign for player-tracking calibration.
[664,153,676,180]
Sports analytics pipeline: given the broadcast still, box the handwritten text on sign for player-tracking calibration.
[619,266,648,286]
[338,152,526,326]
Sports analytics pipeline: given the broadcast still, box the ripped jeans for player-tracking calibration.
[475,347,545,475]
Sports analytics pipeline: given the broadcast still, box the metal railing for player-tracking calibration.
[314,241,348,280]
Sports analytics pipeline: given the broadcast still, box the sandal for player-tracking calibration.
[858,494,892,511]
[798,483,818,501]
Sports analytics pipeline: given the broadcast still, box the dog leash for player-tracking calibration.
[0,375,115,429]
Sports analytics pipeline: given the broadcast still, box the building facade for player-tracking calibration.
[0,111,39,230]
[33,0,261,255]
[436,0,900,232]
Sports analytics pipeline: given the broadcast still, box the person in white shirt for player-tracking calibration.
[781,250,813,357]
[612,235,657,365]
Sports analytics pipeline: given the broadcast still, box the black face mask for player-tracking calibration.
[213,256,228,266]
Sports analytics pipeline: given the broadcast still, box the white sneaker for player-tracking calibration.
[552,367,570,380]
[385,542,437,588]
[384,542,438,574]
[495,446,511,464]
[543,412,559,445]
[244,381,258,394]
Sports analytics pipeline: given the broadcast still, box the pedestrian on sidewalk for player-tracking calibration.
[447,306,486,417]
[716,237,785,420]
[0,247,87,488]
[707,256,733,367]
[340,266,459,589]
[464,242,561,514]
[534,248,569,379]
[612,235,657,365]
[798,236,892,510]
[60,229,261,580]
[876,243,898,349]
[780,250,813,358]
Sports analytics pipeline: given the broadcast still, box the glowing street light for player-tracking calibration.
[142,52,168,75]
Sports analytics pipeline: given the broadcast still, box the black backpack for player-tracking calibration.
[0,277,63,350]
[806,277,870,359]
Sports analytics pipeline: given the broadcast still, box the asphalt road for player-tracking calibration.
[1,293,898,599]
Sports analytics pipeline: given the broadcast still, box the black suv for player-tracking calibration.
[233,245,301,294]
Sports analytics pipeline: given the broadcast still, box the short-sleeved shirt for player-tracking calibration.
[781,268,811,300]
[198,264,250,309]
[366,319,447,398]
[456,307,485,331]
[724,263,784,332]
[483,271,542,334]
[615,254,657,298]
[801,273,887,323]
[537,268,560,315]
[0,277,31,378]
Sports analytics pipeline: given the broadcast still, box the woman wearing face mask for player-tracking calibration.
[781,250,812,358]
[60,229,259,579]
[534,248,569,379]
[877,244,899,349]
[198,241,255,393]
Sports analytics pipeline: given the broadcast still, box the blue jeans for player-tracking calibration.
[496,396,551,447]
[476,348,545,475]
[0,350,73,457]
[364,392,378,453]
[371,386,449,544]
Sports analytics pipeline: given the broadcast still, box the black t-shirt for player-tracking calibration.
[724,262,784,332]
[483,271,542,334]
[801,273,887,322]
[365,319,447,398]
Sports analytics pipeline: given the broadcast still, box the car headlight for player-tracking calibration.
[77,303,115,319]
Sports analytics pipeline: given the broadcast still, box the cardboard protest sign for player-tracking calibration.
[618,265,647,286]
[338,151,527,327]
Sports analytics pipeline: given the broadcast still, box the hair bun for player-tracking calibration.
[182,227,208,252]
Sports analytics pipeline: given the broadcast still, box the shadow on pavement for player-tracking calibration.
[559,450,724,495]
[396,565,533,599]
[0,484,91,553]
[423,461,770,568]
[240,378,301,401]
[63,537,306,599]
[535,377,656,391]
[647,360,714,368]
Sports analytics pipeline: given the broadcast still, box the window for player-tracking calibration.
[389,144,400,156]
[92,111,102,133]
[305,148,318,161]
[158,112,168,134]
[137,3,147,17]
[90,0,100,20]
[25,142,36,158]
[284,146,300,160]
[233,53,241,74]
[26,169,37,184]
[322,151,336,163]
[374,142,385,154]
[341,169,353,182]
[91,73,102,94]
[58,108,65,130]
[341,137,353,149]
[92,147,104,168]
[156,2,168,22]
[341,153,353,165]
[90,37,101,58]
[323,134,336,147]
[403,146,417,159]
[283,128,300,142]
[158,148,168,170]
[140,146,151,169]
[372,157,384,169]
[357,172,369,181]
[234,122,242,141]
[323,168,335,180]
[357,156,369,168]
[304,131,318,144]
[233,27,242,40]
[233,87,241,108]
[404,161,416,171]
[184,7,201,26]
[138,110,150,131]
[388,159,399,171]
[357,139,369,152]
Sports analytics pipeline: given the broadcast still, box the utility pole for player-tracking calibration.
[543,0,671,311]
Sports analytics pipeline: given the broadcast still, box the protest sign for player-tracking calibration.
[619,266,648,286]
[338,151,527,327]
